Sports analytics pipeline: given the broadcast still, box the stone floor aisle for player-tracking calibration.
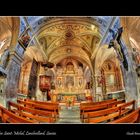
[57,103,81,123]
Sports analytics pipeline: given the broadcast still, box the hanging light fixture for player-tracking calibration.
[41,61,54,68]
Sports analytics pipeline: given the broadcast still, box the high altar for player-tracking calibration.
[52,59,87,102]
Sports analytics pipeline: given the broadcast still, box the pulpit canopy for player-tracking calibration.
[41,62,54,68]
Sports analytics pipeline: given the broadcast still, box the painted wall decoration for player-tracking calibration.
[66,76,74,87]
[101,60,124,94]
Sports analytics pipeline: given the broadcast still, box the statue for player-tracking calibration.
[108,27,128,71]
[0,48,10,69]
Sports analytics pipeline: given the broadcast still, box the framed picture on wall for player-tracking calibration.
[18,28,31,49]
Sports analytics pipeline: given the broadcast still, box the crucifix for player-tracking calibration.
[108,27,128,71]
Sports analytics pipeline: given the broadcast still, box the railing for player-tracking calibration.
[106,90,125,100]
[51,93,86,102]
[17,93,28,100]
[95,94,103,102]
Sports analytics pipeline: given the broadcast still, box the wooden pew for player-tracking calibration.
[0,105,37,123]
[108,107,140,123]
[81,100,127,122]
[8,101,56,123]
[80,99,125,115]
[87,100,135,123]
[80,99,118,112]
[17,99,59,119]
[24,98,59,106]
[17,99,58,111]
[24,98,61,112]
[80,99,117,107]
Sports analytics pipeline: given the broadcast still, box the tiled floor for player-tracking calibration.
[57,103,81,123]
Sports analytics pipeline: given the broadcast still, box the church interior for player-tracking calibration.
[0,16,140,123]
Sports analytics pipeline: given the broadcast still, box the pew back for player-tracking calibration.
[17,99,58,113]
[81,100,125,114]
[80,99,117,107]
[86,100,135,123]
[0,105,37,123]
[108,107,140,123]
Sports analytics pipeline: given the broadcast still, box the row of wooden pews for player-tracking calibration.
[17,99,59,118]
[80,99,140,123]
[0,105,37,123]
[80,99,125,122]
[81,99,117,107]
[8,101,56,123]
[80,99,125,114]
[108,107,140,123]
[0,98,60,123]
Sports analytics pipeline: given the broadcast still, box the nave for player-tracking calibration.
[0,16,140,123]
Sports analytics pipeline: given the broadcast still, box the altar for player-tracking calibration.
[51,93,86,103]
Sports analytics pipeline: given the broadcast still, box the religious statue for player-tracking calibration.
[78,66,83,75]
[78,78,82,87]
[66,62,74,74]
[108,27,128,71]
[56,66,63,76]
[57,78,62,87]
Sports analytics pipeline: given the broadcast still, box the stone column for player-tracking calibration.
[120,25,138,108]
[121,17,140,107]
[121,63,138,107]
[4,44,25,107]
[90,75,95,101]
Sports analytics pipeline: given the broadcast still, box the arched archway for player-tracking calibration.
[94,44,125,101]
[18,46,45,99]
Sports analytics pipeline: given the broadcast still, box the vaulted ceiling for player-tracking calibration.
[36,18,100,66]
[24,17,114,71]
[1,16,140,74]
[0,18,12,54]
[121,17,140,51]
